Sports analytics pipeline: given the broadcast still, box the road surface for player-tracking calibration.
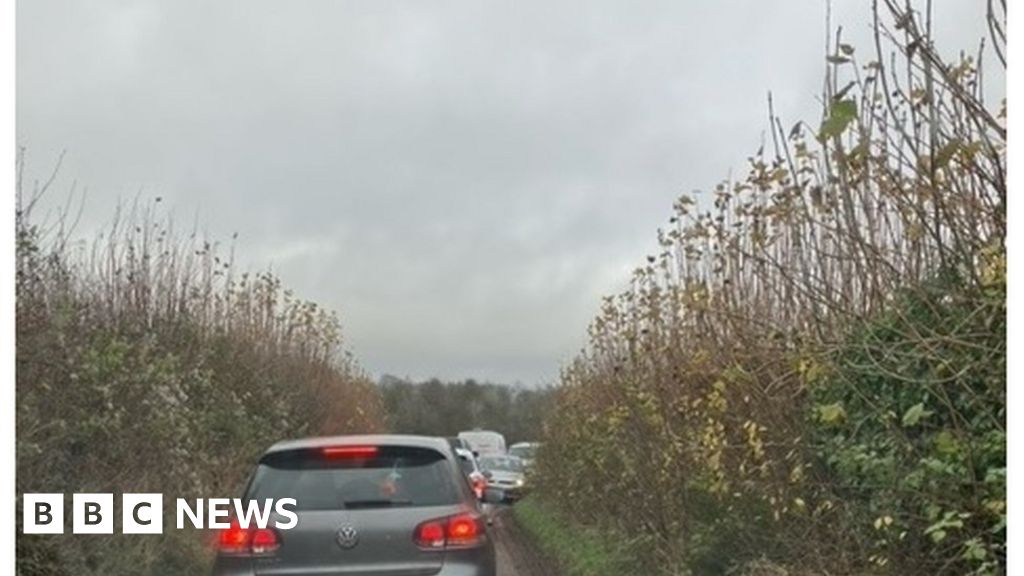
[490,506,560,576]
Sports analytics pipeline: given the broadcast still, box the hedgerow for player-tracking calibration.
[16,170,385,575]
[533,2,1005,574]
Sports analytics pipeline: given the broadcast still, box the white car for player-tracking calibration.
[455,447,497,524]
[458,429,506,457]
[508,442,540,468]
[454,447,488,499]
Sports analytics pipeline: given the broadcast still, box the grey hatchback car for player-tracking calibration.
[212,435,497,576]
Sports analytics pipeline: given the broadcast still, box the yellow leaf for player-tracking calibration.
[817,402,846,424]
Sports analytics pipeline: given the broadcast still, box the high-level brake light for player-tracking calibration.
[321,446,379,459]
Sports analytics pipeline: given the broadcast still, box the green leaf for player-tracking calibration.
[933,430,961,456]
[819,99,858,139]
[902,403,934,427]
[962,538,987,562]
[925,511,966,544]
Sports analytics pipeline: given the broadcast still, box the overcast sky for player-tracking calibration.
[17,1,998,386]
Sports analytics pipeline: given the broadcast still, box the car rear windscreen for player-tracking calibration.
[246,446,460,510]
[510,445,536,460]
[478,456,523,473]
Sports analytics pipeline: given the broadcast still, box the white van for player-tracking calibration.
[457,429,506,456]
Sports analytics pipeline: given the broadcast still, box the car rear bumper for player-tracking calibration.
[212,542,496,576]
[487,485,525,502]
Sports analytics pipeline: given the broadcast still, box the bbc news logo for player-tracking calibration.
[22,494,298,534]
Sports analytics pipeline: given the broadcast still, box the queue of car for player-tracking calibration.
[211,430,539,575]
[451,430,538,504]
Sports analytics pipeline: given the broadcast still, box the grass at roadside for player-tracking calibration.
[513,497,630,576]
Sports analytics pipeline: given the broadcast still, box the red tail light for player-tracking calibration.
[218,522,280,556]
[471,474,488,499]
[447,515,479,545]
[414,513,484,550]
[322,445,379,459]
[251,528,280,554]
[414,520,447,549]
[218,523,250,554]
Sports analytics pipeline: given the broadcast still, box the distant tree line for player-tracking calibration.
[379,375,555,444]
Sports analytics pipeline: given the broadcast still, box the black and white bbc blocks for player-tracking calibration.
[22,494,64,534]
[123,494,163,534]
[23,493,163,534]
[72,493,113,534]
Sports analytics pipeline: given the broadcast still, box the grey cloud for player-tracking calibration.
[18,0,999,384]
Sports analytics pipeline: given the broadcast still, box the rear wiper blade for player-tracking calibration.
[343,499,413,509]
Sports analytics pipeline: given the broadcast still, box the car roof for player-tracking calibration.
[264,434,450,455]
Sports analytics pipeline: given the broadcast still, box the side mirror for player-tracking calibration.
[481,487,504,504]
[482,470,493,479]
